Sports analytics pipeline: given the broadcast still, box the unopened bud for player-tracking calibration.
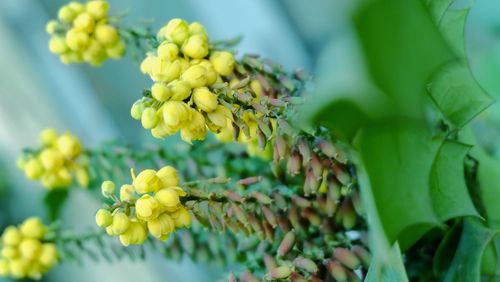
[292,196,311,208]
[277,215,292,232]
[287,150,302,176]
[269,266,293,280]
[264,254,277,271]
[247,213,263,235]
[297,138,311,166]
[333,247,361,270]
[262,221,275,241]
[237,176,262,186]
[101,180,115,198]
[251,191,272,205]
[232,204,249,226]
[293,257,318,274]
[262,206,277,228]
[317,138,337,158]
[240,270,260,282]
[257,127,267,150]
[310,154,323,178]
[351,246,371,267]
[228,272,237,282]
[339,198,357,230]
[333,163,351,185]
[272,191,288,211]
[327,260,347,281]
[225,190,244,203]
[277,231,295,257]
[306,169,319,194]
[277,119,294,136]
[275,136,288,161]
[301,208,321,226]
[351,191,364,216]
[290,272,308,282]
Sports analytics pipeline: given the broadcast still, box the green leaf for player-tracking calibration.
[365,243,409,282]
[440,9,469,59]
[425,0,456,24]
[444,218,498,282]
[472,149,500,228]
[357,120,441,244]
[430,141,479,221]
[43,189,69,222]
[433,221,463,277]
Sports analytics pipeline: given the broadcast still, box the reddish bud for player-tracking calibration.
[301,208,321,226]
[272,191,288,211]
[293,257,318,274]
[297,138,311,166]
[225,190,244,203]
[269,266,293,280]
[237,176,262,186]
[228,272,237,282]
[317,138,337,158]
[290,272,308,282]
[339,198,357,230]
[351,246,371,267]
[264,254,277,271]
[287,150,302,176]
[310,153,323,178]
[275,135,288,161]
[277,231,295,257]
[240,270,260,282]
[327,260,347,281]
[247,213,263,235]
[292,195,311,208]
[251,191,273,205]
[262,206,278,228]
[232,204,249,227]
[333,247,361,270]
[277,118,294,135]
[333,163,351,185]
[277,214,292,232]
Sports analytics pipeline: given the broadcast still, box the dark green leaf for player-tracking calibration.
[365,244,409,282]
[425,0,456,24]
[43,189,69,222]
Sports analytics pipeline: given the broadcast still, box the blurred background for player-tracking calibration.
[0,0,499,281]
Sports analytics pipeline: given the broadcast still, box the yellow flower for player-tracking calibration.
[140,54,154,75]
[19,217,46,239]
[8,259,28,279]
[147,213,174,238]
[73,12,95,33]
[130,100,145,120]
[188,22,207,37]
[250,79,263,101]
[18,239,42,259]
[141,107,159,129]
[95,24,119,46]
[1,247,19,259]
[45,20,59,35]
[193,87,218,112]
[207,105,233,129]
[215,125,234,143]
[155,188,180,212]
[120,184,135,202]
[171,206,192,228]
[151,82,171,102]
[111,212,130,235]
[161,101,191,129]
[180,65,207,88]
[151,122,175,139]
[157,42,179,61]
[23,158,44,180]
[133,169,163,194]
[66,29,90,51]
[135,194,161,221]
[83,39,107,65]
[0,259,9,276]
[106,40,126,59]
[199,60,217,85]
[56,133,81,158]
[48,37,68,54]
[95,209,113,227]
[119,220,147,247]
[2,226,21,246]
[180,109,207,143]
[57,5,77,24]
[210,51,235,76]
[39,128,58,146]
[158,18,189,46]
[182,35,208,59]
[156,166,179,187]
[151,58,181,82]
[168,80,191,101]
[85,0,109,20]
[75,166,90,188]
[38,243,58,268]
[101,180,115,198]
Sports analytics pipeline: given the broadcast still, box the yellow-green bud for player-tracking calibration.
[106,40,126,59]
[1,246,19,259]
[157,42,179,61]
[24,158,44,180]
[135,194,161,221]
[85,0,109,20]
[208,105,233,129]
[39,128,58,145]
[159,18,189,45]
[39,148,64,171]
[119,220,147,246]
[140,54,154,74]
[172,206,191,228]
[19,238,42,259]
[162,101,191,129]
[154,188,180,211]
[180,65,207,88]
[95,24,119,46]
[58,5,77,23]
[0,259,9,276]
[188,22,207,37]
[119,184,135,202]
[66,29,90,51]
[38,243,58,268]
[73,12,95,33]
[48,37,68,54]
[147,213,175,238]
[193,87,218,112]
[151,58,181,83]
[180,109,207,143]
[141,107,159,129]
[46,20,59,35]
[151,83,171,102]
[156,166,179,187]
[95,208,113,227]
[75,166,90,188]
[20,217,46,239]
[111,212,130,235]
[182,35,208,59]
[130,100,145,120]
[101,180,115,198]
[133,169,163,194]
[56,133,81,158]
[210,51,235,76]
[2,226,21,246]
[168,80,191,101]
[199,60,217,85]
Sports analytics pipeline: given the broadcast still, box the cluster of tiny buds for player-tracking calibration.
[17,128,89,189]
[95,166,192,246]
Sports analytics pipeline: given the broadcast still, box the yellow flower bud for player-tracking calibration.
[111,212,130,235]
[119,220,147,246]
[182,35,208,59]
[207,105,233,129]
[162,101,191,129]
[1,246,19,259]
[38,243,58,268]
[172,206,191,228]
[20,217,46,239]
[159,18,189,45]
[58,5,77,23]
[151,83,171,102]
[147,213,175,238]
[24,158,44,180]
[250,80,263,100]
[106,40,126,59]
[180,109,207,143]
[120,184,135,202]
[68,2,85,13]
[141,107,159,129]
[73,12,95,33]
[8,258,28,279]
[95,208,113,227]
[135,194,161,221]
[0,259,9,276]
[188,22,207,37]
[151,57,181,82]
[133,169,163,194]
[151,122,175,139]
[193,87,218,112]
[178,57,190,72]
[180,65,207,88]
[105,226,115,236]
[130,100,145,120]
[56,133,81,158]
[85,0,109,20]
[199,60,217,85]
[95,24,119,46]
[157,42,179,61]
[19,238,42,259]
[54,168,72,187]
[39,128,58,145]
[101,180,115,198]
[155,188,180,212]
[75,166,90,188]
[39,149,64,171]
[83,39,107,65]
[168,80,191,101]
[140,54,154,74]
[2,226,21,246]
[66,29,90,51]
[215,126,234,143]
[45,20,59,35]
[210,51,235,76]
[60,51,83,64]
[156,166,179,187]
[48,37,68,54]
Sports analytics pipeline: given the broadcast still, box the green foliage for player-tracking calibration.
[43,189,69,222]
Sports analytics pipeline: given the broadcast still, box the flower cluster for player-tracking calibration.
[0,218,58,280]
[95,166,191,246]
[46,0,125,66]
[17,128,89,189]
[131,18,237,143]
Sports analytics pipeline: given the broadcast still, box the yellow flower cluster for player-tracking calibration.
[0,217,58,280]
[46,0,125,66]
[95,166,191,246]
[17,128,89,189]
[131,18,236,143]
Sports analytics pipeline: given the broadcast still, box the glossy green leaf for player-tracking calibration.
[430,141,479,221]
[365,244,409,282]
[440,9,469,59]
[472,149,500,228]
[44,189,69,222]
[444,218,498,282]
[425,0,456,24]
